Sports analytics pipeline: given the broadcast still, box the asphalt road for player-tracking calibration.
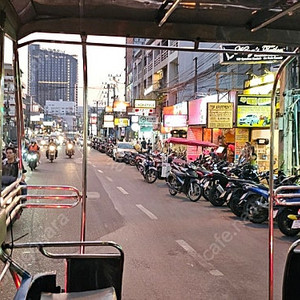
[1,144,297,300]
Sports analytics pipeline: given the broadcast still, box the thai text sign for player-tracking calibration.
[207,103,233,128]
[134,99,156,109]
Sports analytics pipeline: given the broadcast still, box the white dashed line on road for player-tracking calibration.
[117,186,129,195]
[106,176,113,182]
[97,169,103,173]
[136,204,158,220]
[176,240,224,277]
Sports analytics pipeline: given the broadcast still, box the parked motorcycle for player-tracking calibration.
[166,164,202,202]
[27,151,38,171]
[140,156,158,183]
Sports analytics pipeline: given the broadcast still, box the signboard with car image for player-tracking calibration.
[237,95,271,127]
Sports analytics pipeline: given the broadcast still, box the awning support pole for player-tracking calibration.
[268,48,299,300]
[80,33,88,254]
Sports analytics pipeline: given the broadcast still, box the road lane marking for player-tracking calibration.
[176,240,224,277]
[87,192,100,199]
[117,186,129,195]
[106,176,113,182]
[136,204,158,220]
[97,169,103,173]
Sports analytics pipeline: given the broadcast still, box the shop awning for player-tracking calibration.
[166,137,217,148]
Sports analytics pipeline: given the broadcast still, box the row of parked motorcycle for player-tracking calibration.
[92,139,300,237]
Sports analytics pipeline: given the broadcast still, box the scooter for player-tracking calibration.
[140,156,158,183]
[48,145,57,162]
[27,151,38,171]
[166,164,202,202]
[66,142,75,158]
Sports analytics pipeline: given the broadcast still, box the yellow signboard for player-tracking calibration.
[114,118,129,127]
[207,103,233,129]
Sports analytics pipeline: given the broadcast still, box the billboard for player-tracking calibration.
[237,95,271,127]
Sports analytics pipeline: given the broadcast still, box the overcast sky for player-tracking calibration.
[4,33,126,107]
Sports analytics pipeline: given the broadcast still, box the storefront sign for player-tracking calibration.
[174,102,187,115]
[207,103,233,128]
[221,45,285,64]
[114,118,130,127]
[104,114,114,122]
[188,99,207,125]
[113,101,130,112]
[103,121,114,128]
[164,114,187,127]
[134,99,156,109]
[237,94,271,128]
[90,113,97,125]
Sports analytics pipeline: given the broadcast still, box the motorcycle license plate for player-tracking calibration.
[292,220,300,229]
[226,192,232,201]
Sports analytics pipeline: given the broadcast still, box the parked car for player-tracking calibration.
[239,114,259,126]
[113,142,137,162]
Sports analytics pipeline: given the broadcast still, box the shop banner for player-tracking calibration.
[164,114,187,127]
[237,94,271,127]
[189,99,207,125]
[207,103,233,128]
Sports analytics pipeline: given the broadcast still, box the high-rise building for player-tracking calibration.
[28,44,78,107]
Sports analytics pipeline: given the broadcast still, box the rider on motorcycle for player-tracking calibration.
[65,139,75,156]
[28,140,40,163]
[46,139,58,159]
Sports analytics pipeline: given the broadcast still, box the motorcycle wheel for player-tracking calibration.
[145,169,158,184]
[243,195,268,223]
[129,158,136,166]
[202,179,211,201]
[229,190,244,217]
[167,175,177,196]
[137,163,144,174]
[208,185,226,206]
[68,154,72,158]
[277,207,300,237]
[187,182,202,202]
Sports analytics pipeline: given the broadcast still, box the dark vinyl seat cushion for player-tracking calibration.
[41,287,116,300]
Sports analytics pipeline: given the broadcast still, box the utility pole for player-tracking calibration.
[193,56,198,98]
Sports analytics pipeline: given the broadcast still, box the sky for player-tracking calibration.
[4,33,126,107]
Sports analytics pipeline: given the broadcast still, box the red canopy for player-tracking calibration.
[166,137,217,148]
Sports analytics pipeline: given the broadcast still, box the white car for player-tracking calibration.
[239,114,259,126]
[113,142,137,162]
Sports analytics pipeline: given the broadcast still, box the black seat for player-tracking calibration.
[282,239,300,300]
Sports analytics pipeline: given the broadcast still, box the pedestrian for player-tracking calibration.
[147,139,152,153]
[2,146,27,193]
[141,138,147,150]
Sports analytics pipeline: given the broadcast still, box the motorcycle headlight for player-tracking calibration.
[49,145,55,151]
[67,144,73,149]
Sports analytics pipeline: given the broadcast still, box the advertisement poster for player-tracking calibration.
[207,103,233,128]
[237,95,271,127]
[235,128,250,161]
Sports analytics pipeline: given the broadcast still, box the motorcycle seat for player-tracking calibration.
[173,170,186,177]
[41,287,116,299]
